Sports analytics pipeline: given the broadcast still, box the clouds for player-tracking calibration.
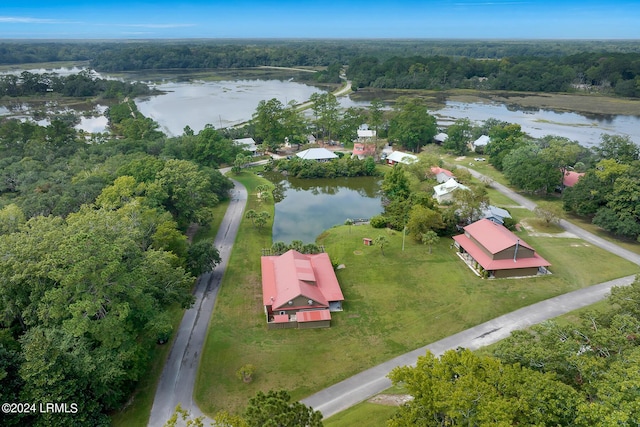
[0,1,639,39]
[0,15,73,24]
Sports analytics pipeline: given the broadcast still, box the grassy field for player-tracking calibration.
[324,401,397,427]
[193,169,639,417]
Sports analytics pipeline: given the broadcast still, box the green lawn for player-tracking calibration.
[193,173,639,417]
[324,401,397,427]
[565,213,640,256]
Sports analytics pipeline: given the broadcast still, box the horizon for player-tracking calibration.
[1,1,639,40]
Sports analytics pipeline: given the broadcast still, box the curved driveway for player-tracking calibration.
[300,167,640,418]
[148,175,246,426]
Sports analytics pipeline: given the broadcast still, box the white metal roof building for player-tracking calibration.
[296,147,338,161]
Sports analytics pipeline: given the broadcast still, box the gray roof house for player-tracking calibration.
[233,137,259,155]
[472,135,490,151]
[296,147,338,162]
[482,205,512,225]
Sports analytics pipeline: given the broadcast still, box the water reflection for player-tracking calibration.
[263,172,383,244]
[135,79,326,136]
[435,101,640,147]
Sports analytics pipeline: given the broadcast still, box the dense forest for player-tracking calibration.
[0,96,253,425]
[2,39,640,68]
[2,40,640,97]
[346,52,640,96]
[0,70,156,98]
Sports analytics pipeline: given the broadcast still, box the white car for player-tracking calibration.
[474,157,486,161]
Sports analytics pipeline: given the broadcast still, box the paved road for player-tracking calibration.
[147,176,247,427]
[301,167,640,419]
[302,274,637,418]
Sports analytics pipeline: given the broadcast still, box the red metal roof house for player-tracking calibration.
[261,250,344,329]
[453,219,550,278]
[562,171,585,188]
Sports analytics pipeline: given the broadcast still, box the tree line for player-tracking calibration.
[3,40,640,98]
[3,40,640,69]
[0,69,156,98]
[347,52,640,97]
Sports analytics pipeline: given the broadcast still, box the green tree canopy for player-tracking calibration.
[245,390,323,427]
[388,98,437,153]
[389,348,581,427]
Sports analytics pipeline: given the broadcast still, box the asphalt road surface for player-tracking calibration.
[147,176,246,426]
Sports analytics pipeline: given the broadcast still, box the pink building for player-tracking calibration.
[261,250,344,329]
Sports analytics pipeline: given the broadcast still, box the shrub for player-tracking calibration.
[370,215,388,228]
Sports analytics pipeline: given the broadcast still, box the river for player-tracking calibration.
[1,67,639,147]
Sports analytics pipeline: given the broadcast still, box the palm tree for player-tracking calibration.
[245,209,257,227]
[255,184,271,202]
[255,211,270,229]
[421,230,440,254]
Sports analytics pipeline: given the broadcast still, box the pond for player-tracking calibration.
[262,172,383,244]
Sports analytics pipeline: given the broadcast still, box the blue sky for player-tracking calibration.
[1,0,639,39]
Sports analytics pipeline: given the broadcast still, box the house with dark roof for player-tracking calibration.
[261,250,344,329]
[453,219,550,278]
